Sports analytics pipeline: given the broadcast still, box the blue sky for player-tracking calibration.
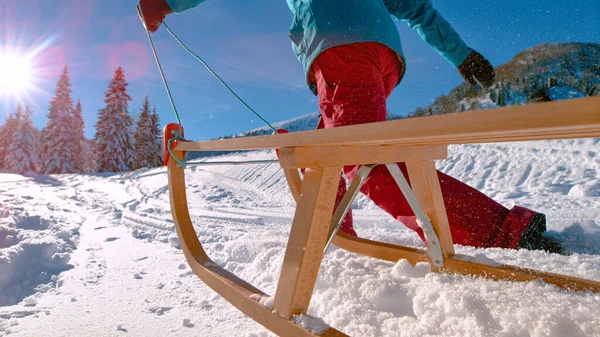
[1,0,599,141]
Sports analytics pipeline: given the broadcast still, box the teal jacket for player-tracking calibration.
[166,0,471,91]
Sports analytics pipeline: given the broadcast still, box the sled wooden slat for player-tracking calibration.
[168,152,348,337]
[277,145,447,169]
[274,166,342,319]
[332,232,600,293]
[175,96,600,152]
[283,168,302,202]
[332,232,430,265]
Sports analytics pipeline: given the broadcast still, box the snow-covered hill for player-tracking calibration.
[410,42,600,117]
[0,135,599,336]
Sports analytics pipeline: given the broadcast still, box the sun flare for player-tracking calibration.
[0,51,34,97]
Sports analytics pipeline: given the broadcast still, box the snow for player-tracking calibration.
[292,314,330,335]
[0,206,78,307]
[0,138,599,336]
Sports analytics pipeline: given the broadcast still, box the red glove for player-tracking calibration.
[138,0,174,33]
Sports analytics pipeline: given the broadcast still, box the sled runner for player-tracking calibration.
[165,96,600,336]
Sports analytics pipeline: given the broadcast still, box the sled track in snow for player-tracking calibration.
[120,211,175,234]
[190,162,296,208]
[116,160,301,242]
[119,205,297,240]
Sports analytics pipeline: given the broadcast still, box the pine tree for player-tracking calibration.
[0,113,19,171]
[41,66,77,174]
[83,139,98,173]
[497,84,506,106]
[149,106,162,167]
[95,67,135,172]
[489,89,497,103]
[71,100,90,172]
[133,96,154,169]
[504,82,512,104]
[6,104,39,174]
[33,128,42,161]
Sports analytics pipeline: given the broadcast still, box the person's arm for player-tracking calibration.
[138,0,205,32]
[384,0,495,87]
[384,0,470,67]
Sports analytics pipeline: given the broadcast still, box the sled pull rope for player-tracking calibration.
[167,130,189,168]
[162,22,278,134]
[140,3,188,167]
[138,3,278,134]
[139,3,182,127]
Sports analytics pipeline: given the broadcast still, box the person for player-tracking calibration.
[138,0,562,253]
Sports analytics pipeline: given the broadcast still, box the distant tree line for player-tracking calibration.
[0,66,162,175]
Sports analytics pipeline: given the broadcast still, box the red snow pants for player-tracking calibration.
[309,42,536,248]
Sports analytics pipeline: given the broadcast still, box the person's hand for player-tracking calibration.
[138,0,174,33]
[457,50,495,89]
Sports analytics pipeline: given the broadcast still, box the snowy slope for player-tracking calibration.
[0,138,599,337]
[409,42,600,117]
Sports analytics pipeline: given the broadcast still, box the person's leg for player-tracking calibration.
[309,43,394,236]
[311,44,391,128]
[345,162,550,249]
[377,44,544,249]
[333,176,356,236]
[310,42,549,250]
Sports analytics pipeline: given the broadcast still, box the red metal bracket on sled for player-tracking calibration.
[163,123,187,166]
[274,129,288,156]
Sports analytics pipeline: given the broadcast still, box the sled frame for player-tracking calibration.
[167,97,600,336]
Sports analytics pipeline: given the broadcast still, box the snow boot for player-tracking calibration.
[517,213,564,254]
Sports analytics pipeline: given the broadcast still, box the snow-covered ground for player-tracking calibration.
[0,138,599,337]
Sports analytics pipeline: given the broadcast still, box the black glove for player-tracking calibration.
[457,50,495,89]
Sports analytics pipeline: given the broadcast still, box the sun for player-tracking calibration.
[0,51,34,98]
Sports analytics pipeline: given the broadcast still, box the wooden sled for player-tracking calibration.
[166,96,600,336]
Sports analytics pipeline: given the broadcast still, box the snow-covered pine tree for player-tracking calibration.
[95,67,135,172]
[133,96,154,169]
[150,106,162,167]
[0,112,19,171]
[83,139,98,173]
[72,100,91,173]
[38,126,47,167]
[33,127,42,162]
[6,104,39,174]
[41,66,77,174]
